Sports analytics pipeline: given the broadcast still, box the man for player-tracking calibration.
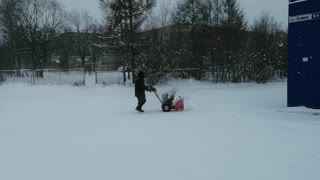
[135,71,156,112]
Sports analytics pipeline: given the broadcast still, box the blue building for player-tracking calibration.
[288,0,320,109]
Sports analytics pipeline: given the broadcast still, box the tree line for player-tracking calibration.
[0,0,287,83]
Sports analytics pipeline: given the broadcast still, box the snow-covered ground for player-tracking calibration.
[1,80,320,180]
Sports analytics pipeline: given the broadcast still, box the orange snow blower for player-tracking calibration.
[154,89,184,112]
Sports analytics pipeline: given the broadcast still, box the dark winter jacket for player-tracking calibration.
[135,71,149,97]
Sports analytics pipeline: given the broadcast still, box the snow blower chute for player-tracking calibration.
[154,89,184,112]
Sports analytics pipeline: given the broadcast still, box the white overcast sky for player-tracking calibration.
[58,0,288,27]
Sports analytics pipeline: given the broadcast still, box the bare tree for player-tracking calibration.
[170,0,212,79]
[67,10,97,68]
[174,0,210,26]
[204,0,224,82]
[0,0,65,76]
[0,0,27,70]
[246,11,285,83]
[136,1,178,84]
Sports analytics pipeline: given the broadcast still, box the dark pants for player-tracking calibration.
[136,94,146,110]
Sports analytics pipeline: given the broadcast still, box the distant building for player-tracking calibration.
[96,53,122,71]
[48,32,122,70]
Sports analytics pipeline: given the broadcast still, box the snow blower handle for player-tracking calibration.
[154,91,162,104]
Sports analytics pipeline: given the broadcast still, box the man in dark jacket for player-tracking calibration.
[135,71,156,112]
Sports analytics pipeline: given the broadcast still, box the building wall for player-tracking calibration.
[97,53,122,71]
[97,55,115,71]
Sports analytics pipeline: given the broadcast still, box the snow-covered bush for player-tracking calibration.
[0,71,5,83]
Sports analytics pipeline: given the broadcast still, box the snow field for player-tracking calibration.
[1,80,320,180]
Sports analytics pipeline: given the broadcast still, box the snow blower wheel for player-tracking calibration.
[162,104,171,112]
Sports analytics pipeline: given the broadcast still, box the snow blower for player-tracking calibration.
[154,89,184,112]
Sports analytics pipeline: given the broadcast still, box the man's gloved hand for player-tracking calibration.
[151,86,157,92]
[149,86,157,92]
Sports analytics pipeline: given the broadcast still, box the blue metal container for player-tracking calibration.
[288,0,320,109]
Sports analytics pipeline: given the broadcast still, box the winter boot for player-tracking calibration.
[135,107,144,112]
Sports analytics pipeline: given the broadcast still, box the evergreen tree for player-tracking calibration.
[100,0,156,82]
[220,0,247,82]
